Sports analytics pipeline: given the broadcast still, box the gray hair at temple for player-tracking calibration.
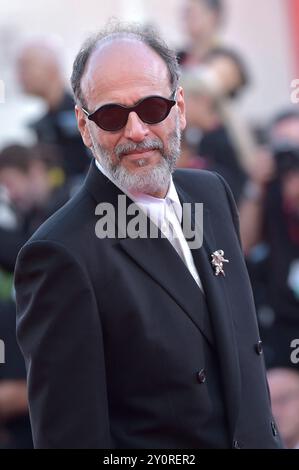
[70,22,181,109]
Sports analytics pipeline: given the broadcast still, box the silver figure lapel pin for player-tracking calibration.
[211,250,229,277]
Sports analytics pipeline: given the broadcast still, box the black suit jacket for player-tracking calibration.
[14,160,282,449]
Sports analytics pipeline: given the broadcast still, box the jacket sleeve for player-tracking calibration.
[14,240,111,449]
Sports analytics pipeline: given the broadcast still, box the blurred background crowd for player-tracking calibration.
[0,0,299,450]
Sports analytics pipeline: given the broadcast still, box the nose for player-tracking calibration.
[123,111,149,142]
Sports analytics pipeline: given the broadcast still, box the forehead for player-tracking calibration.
[81,39,171,107]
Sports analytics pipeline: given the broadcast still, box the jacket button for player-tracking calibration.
[196,368,206,384]
[255,340,263,355]
[233,439,241,449]
[271,420,278,436]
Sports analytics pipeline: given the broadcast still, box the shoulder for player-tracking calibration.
[14,188,95,293]
[174,167,225,184]
[25,185,94,248]
[173,168,233,200]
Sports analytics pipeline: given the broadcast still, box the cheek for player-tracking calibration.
[10,184,26,203]
[95,129,123,159]
[17,180,30,199]
[148,126,169,152]
[104,135,120,153]
[5,179,23,199]
[90,126,110,149]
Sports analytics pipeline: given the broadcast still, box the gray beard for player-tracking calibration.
[89,116,181,195]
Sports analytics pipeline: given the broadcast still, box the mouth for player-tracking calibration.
[121,149,158,159]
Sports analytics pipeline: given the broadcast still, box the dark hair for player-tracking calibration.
[70,22,180,108]
[0,145,33,173]
[0,143,60,173]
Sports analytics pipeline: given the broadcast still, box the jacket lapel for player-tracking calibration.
[119,233,215,348]
[175,179,241,440]
[84,161,214,347]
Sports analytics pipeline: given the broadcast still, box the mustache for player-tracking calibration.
[114,138,164,160]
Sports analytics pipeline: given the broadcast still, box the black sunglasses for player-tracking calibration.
[82,90,177,132]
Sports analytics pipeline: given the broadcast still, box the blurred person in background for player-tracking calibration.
[178,0,224,66]
[239,110,299,369]
[178,0,254,203]
[267,368,299,449]
[0,143,70,272]
[0,157,34,449]
[176,131,208,169]
[181,47,250,202]
[17,37,91,181]
[0,142,71,448]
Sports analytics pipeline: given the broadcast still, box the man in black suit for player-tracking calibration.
[14,24,282,449]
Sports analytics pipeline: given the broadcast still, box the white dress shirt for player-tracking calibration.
[95,159,203,291]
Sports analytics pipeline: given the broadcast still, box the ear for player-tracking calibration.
[75,105,93,148]
[176,86,186,131]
